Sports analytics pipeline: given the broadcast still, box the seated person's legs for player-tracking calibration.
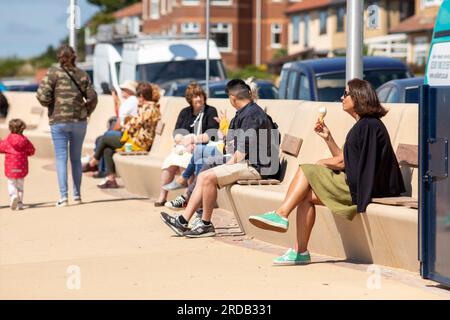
[163,145,219,191]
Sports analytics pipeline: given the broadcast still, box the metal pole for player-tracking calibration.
[206,0,210,93]
[256,0,261,66]
[346,0,363,82]
[69,0,77,51]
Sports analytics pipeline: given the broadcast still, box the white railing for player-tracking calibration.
[365,34,408,59]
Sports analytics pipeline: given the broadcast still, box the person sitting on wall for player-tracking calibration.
[160,79,280,238]
[86,83,161,189]
[154,82,219,207]
[248,78,405,266]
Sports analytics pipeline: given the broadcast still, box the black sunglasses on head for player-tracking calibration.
[343,90,351,98]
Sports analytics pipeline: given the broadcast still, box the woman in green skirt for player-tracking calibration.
[249,78,405,265]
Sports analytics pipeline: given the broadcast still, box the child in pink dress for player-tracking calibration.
[0,119,35,210]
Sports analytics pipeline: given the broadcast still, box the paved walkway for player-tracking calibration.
[0,157,449,299]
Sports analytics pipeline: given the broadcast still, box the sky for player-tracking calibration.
[0,0,99,58]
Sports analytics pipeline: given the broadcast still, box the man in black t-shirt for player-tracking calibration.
[161,79,280,238]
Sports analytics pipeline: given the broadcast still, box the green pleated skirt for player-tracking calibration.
[300,164,357,221]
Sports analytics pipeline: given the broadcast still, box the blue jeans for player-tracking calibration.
[182,144,218,180]
[50,121,87,199]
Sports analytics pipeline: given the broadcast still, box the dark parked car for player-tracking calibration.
[5,83,39,92]
[278,56,413,101]
[166,79,279,99]
[376,77,424,104]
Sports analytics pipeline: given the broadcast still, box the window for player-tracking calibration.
[413,36,428,67]
[316,73,346,102]
[211,23,232,52]
[286,71,298,100]
[271,23,282,48]
[182,0,200,5]
[319,10,327,35]
[292,15,301,44]
[386,87,400,103]
[278,69,289,98]
[298,74,311,100]
[150,0,159,19]
[304,14,310,48]
[400,0,415,21]
[376,86,392,103]
[181,22,200,35]
[136,60,224,84]
[336,6,345,32]
[212,0,232,5]
[405,87,420,103]
[422,0,443,8]
[363,69,410,89]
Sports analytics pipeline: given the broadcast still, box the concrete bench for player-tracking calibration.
[3,93,422,272]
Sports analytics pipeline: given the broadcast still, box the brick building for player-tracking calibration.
[142,0,297,69]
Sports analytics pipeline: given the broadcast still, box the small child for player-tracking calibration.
[0,119,35,210]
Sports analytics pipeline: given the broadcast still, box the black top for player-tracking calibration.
[173,104,219,141]
[344,117,405,213]
[226,102,280,177]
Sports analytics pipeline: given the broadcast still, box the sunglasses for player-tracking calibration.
[343,90,351,98]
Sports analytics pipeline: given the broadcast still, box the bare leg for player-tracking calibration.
[107,173,117,182]
[89,158,99,167]
[277,167,311,218]
[199,171,218,222]
[158,166,178,202]
[294,190,322,253]
[182,172,206,221]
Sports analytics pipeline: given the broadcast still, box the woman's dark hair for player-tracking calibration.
[9,118,26,134]
[185,82,207,106]
[225,79,252,100]
[136,83,154,101]
[57,45,76,69]
[348,78,387,118]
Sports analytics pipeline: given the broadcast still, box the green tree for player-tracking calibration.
[87,0,141,13]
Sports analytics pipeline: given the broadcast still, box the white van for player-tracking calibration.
[119,38,226,92]
[93,42,123,94]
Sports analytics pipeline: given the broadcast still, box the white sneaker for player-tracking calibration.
[10,195,18,210]
[17,202,24,210]
[73,196,82,205]
[81,155,91,165]
[56,198,68,207]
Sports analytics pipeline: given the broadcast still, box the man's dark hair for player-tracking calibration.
[9,118,26,134]
[225,79,252,100]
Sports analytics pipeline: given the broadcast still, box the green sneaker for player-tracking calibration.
[248,211,288,232]
[273,248,311,266]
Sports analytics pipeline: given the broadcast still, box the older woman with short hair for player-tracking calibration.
[249,78,405,265]
[155,82,219,207]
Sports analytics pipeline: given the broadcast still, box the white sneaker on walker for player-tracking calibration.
[56,198,68,207]
[10,195,18,210]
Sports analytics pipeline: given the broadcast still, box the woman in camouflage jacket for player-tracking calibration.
[36,45,98,207]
